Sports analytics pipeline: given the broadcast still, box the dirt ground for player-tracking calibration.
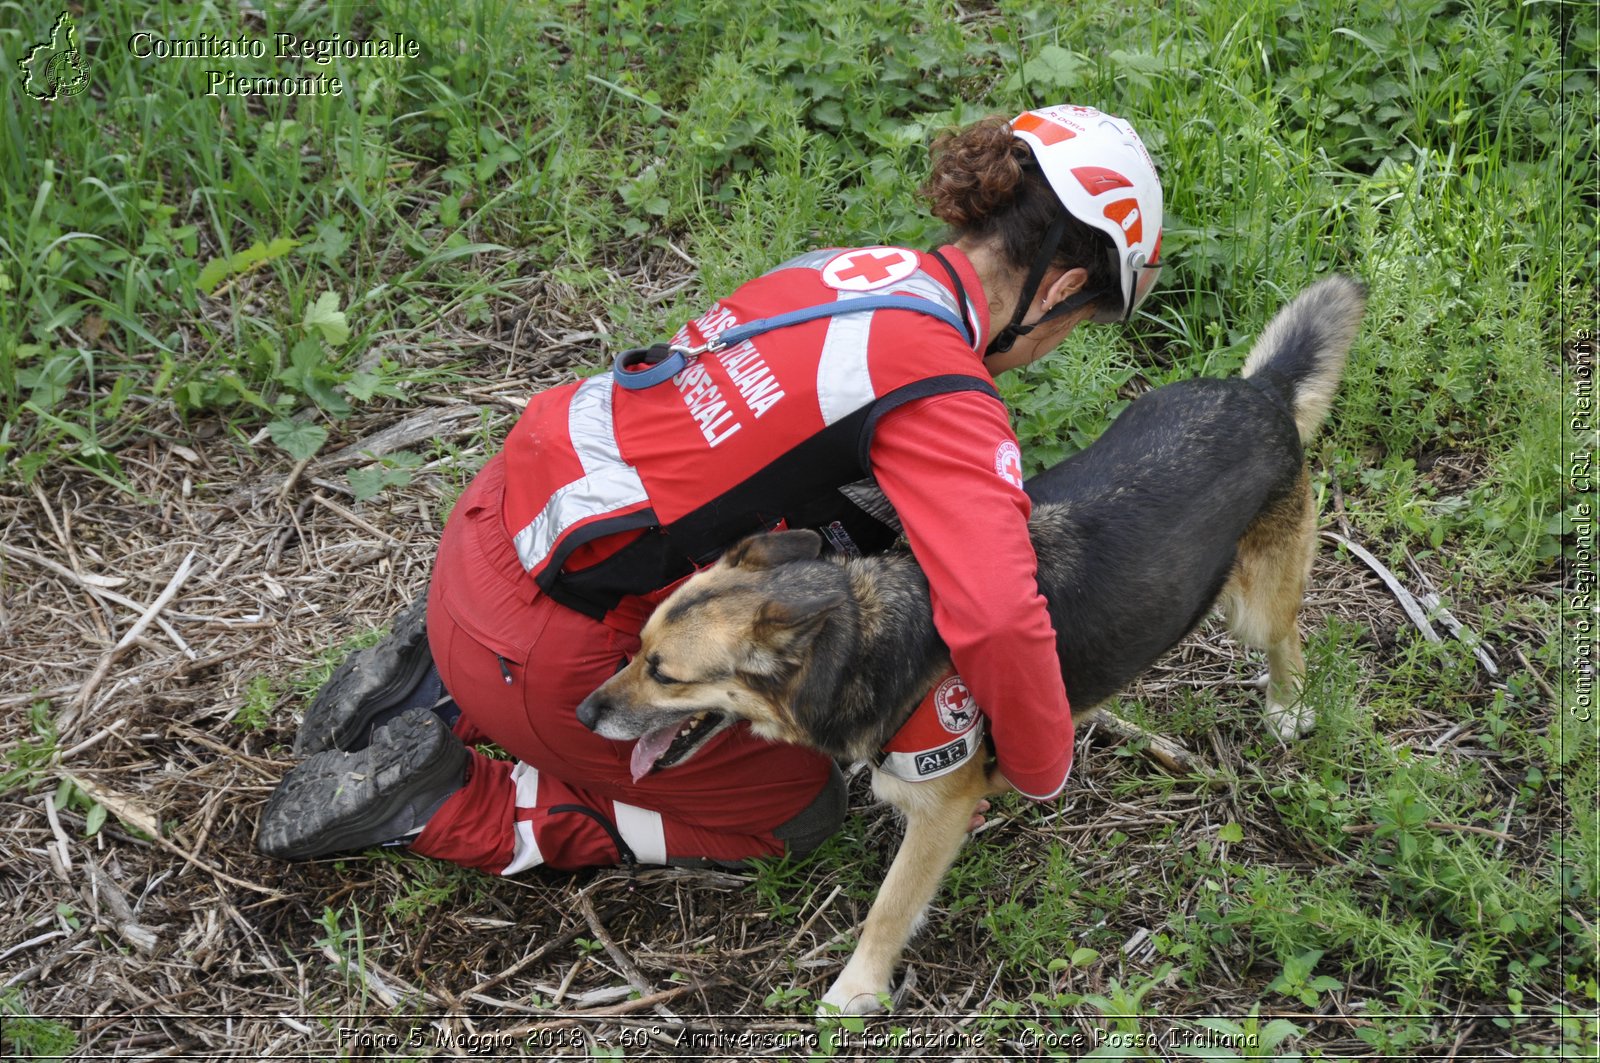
[0,266,1570,1060]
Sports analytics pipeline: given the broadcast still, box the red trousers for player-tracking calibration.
[411,454,834,873]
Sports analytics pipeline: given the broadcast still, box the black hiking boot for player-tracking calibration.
[295,590,437,755]
[258,706,468,861]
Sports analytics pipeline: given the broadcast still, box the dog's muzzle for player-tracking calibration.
[575,691,606,732]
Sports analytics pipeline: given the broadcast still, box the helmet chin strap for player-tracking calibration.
[983,213,1115,356]
[985,213,1066,357]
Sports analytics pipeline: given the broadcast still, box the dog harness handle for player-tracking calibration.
[612,294,970,390]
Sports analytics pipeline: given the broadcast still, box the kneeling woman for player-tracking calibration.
[257,104,1163,872]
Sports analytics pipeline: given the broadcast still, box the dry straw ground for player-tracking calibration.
[0,250,1570,1059]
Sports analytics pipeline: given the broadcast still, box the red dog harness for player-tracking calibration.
[876,671,985,782]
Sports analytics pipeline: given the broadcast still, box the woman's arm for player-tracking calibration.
[868,391,1074,800]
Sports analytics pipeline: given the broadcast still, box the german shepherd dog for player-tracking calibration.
[577,277,1366,1014]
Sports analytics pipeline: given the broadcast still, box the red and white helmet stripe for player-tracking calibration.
[1011,105,1164,322]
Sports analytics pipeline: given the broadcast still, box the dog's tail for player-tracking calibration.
[1241,276,1367,443]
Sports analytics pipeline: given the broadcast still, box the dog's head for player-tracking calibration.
[576,530,851,781]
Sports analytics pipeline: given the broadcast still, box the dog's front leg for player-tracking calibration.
[819,756,994,1016]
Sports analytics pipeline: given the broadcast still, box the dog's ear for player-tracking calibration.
[722,529,824,571]
[751,589,847,649]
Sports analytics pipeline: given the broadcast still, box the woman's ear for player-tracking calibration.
[1039,266,1089,313]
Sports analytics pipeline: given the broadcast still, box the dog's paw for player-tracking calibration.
[1265,700,1314,741]
[818,978,887,1016]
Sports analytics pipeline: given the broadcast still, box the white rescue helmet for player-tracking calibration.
[1010,104,1164,323]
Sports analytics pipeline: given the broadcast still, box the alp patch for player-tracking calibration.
[820,247,918,292]
[912,739,969,779]
[994,440,1025,489]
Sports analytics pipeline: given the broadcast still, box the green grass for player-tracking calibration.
[2,0,1593,1053]
[3,0,1589,561]
[0,988,78,1062]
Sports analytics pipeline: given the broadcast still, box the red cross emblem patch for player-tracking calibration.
[821,246,918,292]
[934,675,979,734]
[994,440,1025,489]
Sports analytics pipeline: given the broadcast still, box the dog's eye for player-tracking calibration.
[646,655,682,686]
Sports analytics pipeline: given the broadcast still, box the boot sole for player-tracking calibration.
[260,707,467,860]
[294,592,434,755]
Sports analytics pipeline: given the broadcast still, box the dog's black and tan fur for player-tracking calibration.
[578,277,1367,1013]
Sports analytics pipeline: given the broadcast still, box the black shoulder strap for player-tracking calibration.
[924,247,978,350]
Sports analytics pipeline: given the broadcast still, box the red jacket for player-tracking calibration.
[499,244,1074,799]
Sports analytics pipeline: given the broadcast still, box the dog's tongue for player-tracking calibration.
[630,724,680,782]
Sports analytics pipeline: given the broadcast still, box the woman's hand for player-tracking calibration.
[967,769,1016,831]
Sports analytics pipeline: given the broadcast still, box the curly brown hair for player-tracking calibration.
[923,115,1116,293]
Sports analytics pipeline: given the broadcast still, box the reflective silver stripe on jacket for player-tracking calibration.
[815,289,876,425]
[503,763,544,874]
[815,267,967,427]
[511,374,648,573]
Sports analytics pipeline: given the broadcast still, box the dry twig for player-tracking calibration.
[1321,530,1441,642]
[577,892,679,1023]
[63,549,202,735]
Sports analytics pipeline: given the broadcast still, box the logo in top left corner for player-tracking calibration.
[23,12,91,102]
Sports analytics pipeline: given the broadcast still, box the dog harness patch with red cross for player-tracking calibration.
[877,672,985,782]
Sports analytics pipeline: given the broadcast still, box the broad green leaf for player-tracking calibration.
[303,290,350,346]
[1259,1019,1304,1050]
[18,351,78,409]
[1005,45,1083,93]
[289,336,325,373]
[196,237,298,293]
[343,370,405,403]
[347,466,388,502]
[267,418,328,462]
[302,218,350,262]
